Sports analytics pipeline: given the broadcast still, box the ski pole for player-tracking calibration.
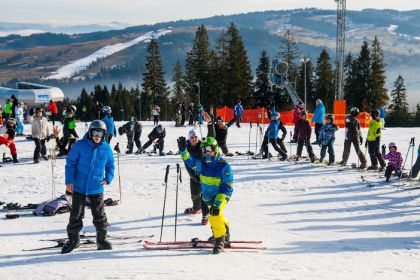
[398,137,415,188]
[409,138,415,179]
[160,165,170,242]
[174,163,181,242]
[289,131,292,160]
[248,119,252,158]
[114,143,122,203]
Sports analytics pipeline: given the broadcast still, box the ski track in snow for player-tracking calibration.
[45,29,171,80]
[0,122,419,279]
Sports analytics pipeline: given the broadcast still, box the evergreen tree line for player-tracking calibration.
[64,26,419,126]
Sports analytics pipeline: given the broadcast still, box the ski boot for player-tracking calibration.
[96,231,112,250]
[42,155,49,161]
[201,214,209,225]
[212,236,226,254]
[184,207,201,214]
[33,157,40,164]
[159,152,166,156]
[61,234,80,254]
[135,148,144,155]
[378,166,385,172]
[224,226,231,248]
[12,155,19,163]
[367,165,378,171]
[125,150,133,154]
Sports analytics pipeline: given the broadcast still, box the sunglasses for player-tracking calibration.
[201,145,215,154]
[91,129,104,138]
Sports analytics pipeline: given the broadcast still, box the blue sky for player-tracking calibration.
[2,0,419,24]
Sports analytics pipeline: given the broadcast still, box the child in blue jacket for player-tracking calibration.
[62,120,115,254]
[101,106,116,143]
[318,114,338,165]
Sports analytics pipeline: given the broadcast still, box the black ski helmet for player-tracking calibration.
[89,120,107,139]
[370,109,380,118]
[326,114,334,122]
[350,107,359,116]
[156,124,164,134]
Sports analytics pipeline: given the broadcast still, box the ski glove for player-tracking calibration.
[365,140,368,148]
[210,205,220,216]
[381,144,386,154]
[177,136,187,151]
[359,136,363,145]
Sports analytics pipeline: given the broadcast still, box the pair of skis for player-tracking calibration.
[143,239,266,251]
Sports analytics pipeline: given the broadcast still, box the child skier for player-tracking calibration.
[30,107,51,163]
[366,109,386,171]
[177,136,233,254]
[0,118,18,163]
[62,120,115,254]
[261,111,287,160]
[101,106,116,144]
[318,114,338,165]
[381,142,403,182]
[295,111,315,162]
[118,119,143,154]
[59,105,78,156]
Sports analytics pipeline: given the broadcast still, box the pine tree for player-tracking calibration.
[313,49,335,112]
[414,104,420,126]
[368,37,389,109]
[208,49,225,109]
[185,25,211,108]
[141,38,169,119]
[343,53,358,109]
[254,50,272,107]
[277,29,300,87]
[387,75,410,126]
[225,23,254,107]
[355,40,371,111]
[172,61,187,104]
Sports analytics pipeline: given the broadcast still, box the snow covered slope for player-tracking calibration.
[0,122,419,279]
[45,29,171,80]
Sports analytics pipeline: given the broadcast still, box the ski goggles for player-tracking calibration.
[201,145,216,154]
[91,129,104,138]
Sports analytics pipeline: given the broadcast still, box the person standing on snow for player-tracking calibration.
[291,102,304,143]
[318,114,338,165]
[47,100,58,125]
[340,107,367,168]
[61,120,115,254]
[118,119,143,154]
[381,142,403,182]
[151,104,160,126]
[227,101,244,128]
[261,111,287,160]
[101,106,116,144]
[311,99,325,145]
[177,136,233,254]
[366,109,386,171]
[30,107,52,163]
[295,111,315,162]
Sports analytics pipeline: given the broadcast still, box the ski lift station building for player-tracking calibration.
[0,82,65,105]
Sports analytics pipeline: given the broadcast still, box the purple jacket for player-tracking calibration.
[382,151,403,169]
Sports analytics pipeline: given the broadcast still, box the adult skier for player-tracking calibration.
[136,124,166,156]
[151,105,160,126]
[295,111,315,162]
[61,120,115,254]
[318,114,338,165]
[182,127,212,225]
[366,109,386,171]
[101,106,116,144]
[118,120,143,154]
[47,100,58,125]
[340,107,367,168]
[381,142,403,182]
[311,99,325,144]
[177,136,233,254]
[0,118,18,163]
[227,101,243,128]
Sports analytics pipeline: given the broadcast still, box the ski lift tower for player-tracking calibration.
[335,0,346,100]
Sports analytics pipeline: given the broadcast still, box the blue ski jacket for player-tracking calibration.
[180,150,233,207]
[319,123,338,145]
[65,133,115,195]
[312,102,325,124]
[234,104,243,116]
[102,115,116,136]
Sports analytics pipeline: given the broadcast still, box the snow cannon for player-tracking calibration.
[270,58,288,85]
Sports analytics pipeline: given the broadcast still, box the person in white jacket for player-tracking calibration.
[31,107,51,163]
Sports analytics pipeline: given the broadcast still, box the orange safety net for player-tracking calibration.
[216,106,371,128]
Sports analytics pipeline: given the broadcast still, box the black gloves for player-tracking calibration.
[359,136,363,145]
[177,136,187,151]
[210,205,220,216]
[381,144,386,154]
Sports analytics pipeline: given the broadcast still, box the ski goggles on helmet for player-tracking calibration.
[201,145,216,154]
[91,129,104,138]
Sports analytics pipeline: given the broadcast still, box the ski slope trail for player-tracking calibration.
[0,122,419,279]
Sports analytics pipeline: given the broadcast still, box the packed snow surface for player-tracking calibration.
[45,29,171,80]
[0,121,419,279]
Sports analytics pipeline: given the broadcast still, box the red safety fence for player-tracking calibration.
[216,105,371,128]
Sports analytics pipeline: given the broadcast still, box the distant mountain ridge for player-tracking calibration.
[1,8,420,105]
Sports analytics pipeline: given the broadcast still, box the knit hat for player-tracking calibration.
[188,129,197,139]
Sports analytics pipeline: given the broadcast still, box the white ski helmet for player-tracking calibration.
[103,106,112,115]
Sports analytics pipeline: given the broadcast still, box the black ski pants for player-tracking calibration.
[320,140,335,164]
[142,137,164,153]
[227,115,241,128]
[297,138,315,159]
[219,141,229,155]
[61,130,78,153]
[314,123,323,142]
[342,139,367,166]
[262,136,287,158]
[126,131,142,152]
[368,138,386,167]
[67,192,108,238]
[153,116,159,126]
[385,165,401,180]
[411,156,420,178]
[33,138,47,160]
[292,124,299,141]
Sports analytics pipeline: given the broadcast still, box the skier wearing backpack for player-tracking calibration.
[177,136,233,254]
[318,114,338,165]
[101,106,116,144]
[381,142,403,182]
[61,120,115,254]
